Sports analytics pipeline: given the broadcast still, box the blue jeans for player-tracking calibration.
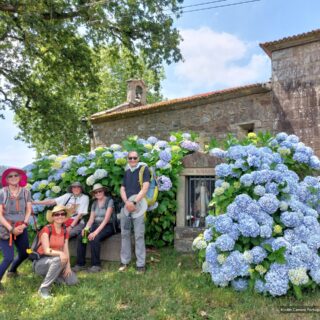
[0,228,29,281]
[76,223,114,267]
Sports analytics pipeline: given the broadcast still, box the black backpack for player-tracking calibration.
[28,224,67,261]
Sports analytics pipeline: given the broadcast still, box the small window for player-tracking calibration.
[238,123,255,138]
[135,85,143,100]
[186,176,215,227]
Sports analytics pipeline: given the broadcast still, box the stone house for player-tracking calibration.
[90,29,320,251]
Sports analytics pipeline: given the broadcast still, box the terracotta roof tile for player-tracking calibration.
[260,29,320,57]
[91,83,270,122]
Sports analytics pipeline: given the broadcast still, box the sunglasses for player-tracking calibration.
[94,190,104,195]
[7,174,20,178]
[128,157,138,160]
[53,212,67,217]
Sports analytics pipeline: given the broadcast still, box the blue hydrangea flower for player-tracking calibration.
[238,216,260,237]
[215,234,235,252]
[180,140,199,151]
[280,211,303,228]
[209,148,227,158]
[147,136,158,144]
[77,166,88,176]
[231,278,248,291]
[156,160,168,169]
[203,228,213,242]
[205,215,216,227]
[254,279,266,293]
[258,194,279,214]
[260,225,273,238]
[75,155,86,164]
[157,175,172,191]
[159,150,172,162]
[214,215,233,234]
[254,185,266,196]
[250,246,267,264]
[206,243,218,264]
[240,174,253,187]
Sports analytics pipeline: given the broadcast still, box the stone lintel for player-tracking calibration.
[182,151,221,169]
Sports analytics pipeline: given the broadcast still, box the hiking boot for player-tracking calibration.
[87,266,101,273]
[118,263,128,272]
[72,265,86,273]
[136,266,146,274]
[38,287,51,299]
[7,271,19,278]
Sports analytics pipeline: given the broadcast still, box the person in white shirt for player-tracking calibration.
[33,182,89,238]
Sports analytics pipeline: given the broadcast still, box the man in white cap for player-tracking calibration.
[119,151,150,273]
[33,182,89,238]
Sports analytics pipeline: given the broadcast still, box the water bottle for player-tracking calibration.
[82,227,89,244]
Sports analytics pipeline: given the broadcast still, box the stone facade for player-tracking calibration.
[92,85,272,147]
[267,40,320,155]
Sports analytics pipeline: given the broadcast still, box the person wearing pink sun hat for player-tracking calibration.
[0,167,32,291]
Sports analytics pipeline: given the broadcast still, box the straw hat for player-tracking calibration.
[1,167,28,187]
[46,205,72,223]
[67,181,84,193]
[90,183,108,196]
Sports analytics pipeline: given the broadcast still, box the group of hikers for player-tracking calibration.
[0,150,150,299]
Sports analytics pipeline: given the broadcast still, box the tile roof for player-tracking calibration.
[91,82,270,123]
[260,29,320,57]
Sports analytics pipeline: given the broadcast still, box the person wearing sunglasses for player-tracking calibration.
[0,167,32,291]
[119,151,150,273]
[34,205,78,299]
[72,183,115,273]
[33,182,89,239]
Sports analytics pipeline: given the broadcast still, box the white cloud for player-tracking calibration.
[163,27,270,98]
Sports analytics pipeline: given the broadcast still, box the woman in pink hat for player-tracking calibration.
[0,168,32,291]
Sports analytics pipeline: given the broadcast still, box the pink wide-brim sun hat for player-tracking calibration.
[1,167,28,187]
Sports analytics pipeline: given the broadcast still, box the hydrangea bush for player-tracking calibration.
[194,132,320,298]
[26,132,199,247]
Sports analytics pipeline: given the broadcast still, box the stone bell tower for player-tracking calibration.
[126,79,147,106]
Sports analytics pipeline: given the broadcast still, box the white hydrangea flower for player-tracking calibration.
[51,186,61,193]
[86,175,95,186]
[288,268,309,286]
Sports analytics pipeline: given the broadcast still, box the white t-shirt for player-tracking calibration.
[55,193,89,219]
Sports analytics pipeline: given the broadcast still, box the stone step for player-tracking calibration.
[69,233,121,262]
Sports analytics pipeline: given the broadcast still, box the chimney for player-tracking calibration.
[127,79,147,105]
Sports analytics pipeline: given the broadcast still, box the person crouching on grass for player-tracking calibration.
[33,205,78,299]
[72,183,115,273]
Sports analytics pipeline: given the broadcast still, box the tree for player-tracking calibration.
[14,46,166,155]
[0,0,183,154]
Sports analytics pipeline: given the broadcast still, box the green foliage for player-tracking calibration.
[0,0,183,155]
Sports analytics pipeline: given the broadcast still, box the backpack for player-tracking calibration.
[28,224,67,261]
[92,197,120,234]
[139,166,158,208]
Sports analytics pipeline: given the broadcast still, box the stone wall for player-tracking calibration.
[92,88,272,147]
[271,41,320,155]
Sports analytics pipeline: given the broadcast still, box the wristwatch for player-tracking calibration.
[132,201,137,205]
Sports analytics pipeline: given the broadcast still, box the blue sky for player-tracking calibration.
[1,0,320,167]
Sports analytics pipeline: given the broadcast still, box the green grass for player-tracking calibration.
[0,248,320,320]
